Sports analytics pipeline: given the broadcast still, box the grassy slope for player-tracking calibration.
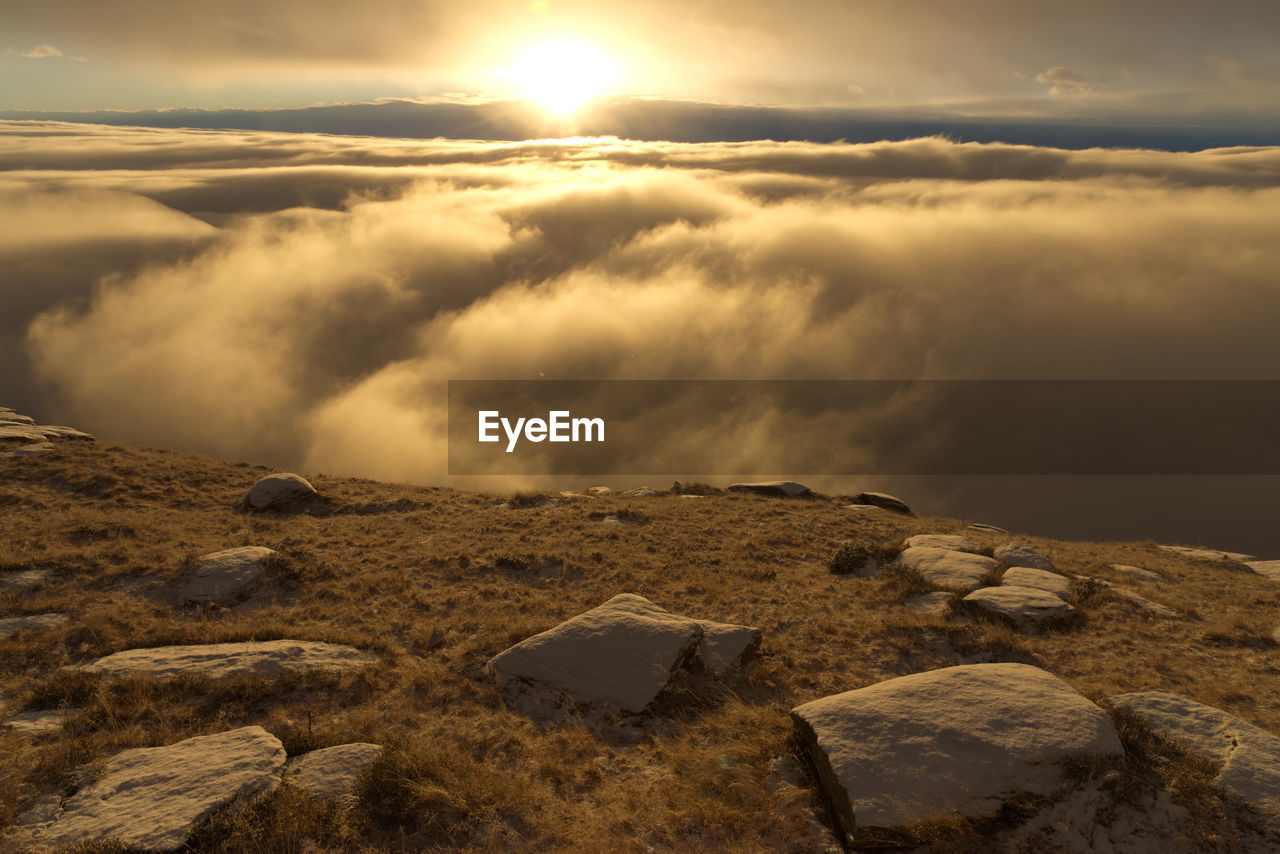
[2,441,1280,852]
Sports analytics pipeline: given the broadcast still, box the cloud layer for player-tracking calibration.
[7,120,1280,550]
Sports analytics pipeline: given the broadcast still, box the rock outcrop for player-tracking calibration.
[964,586,1074,628]
[81,640,376,679]
[285,742,383,801]
[849,492,913,514]
[728,481,812,497]
[897,547,998,592]
[175,546,277,606]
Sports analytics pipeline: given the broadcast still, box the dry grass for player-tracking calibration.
[3,441,1280,850]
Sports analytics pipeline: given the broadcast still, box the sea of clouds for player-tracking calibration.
[4,120,1280,550]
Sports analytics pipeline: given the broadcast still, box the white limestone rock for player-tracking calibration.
[994,542,1056,571]
[28,726,285,852]
[175,546,277,605]
[285,742,383,801]
[792,663,1122,834]
[1109,564,1169,584]
[245,473,316,511]
[849,492,912,514]
[1246,560,1280,582]
[902,534,982,553]
[0,613,69,638]
[1108,692,1280,820]
[81,640,376,679]
[728,481,812,497]
[1158,544,1255,563]
[898,547,998,592]
[697,620,761,673]
[964,586,1074,627]
[487,593,703,716]
[1001,567,1072,599]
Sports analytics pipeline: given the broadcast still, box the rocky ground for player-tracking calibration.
[4,406,1280,852]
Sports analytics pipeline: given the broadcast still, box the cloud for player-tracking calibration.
[6,122,1280,550]
[1036,66,1094,96]
[22,44,62,58]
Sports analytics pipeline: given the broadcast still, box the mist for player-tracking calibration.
[6,120,1280,553]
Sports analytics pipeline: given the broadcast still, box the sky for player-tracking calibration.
[3,3,1280,552]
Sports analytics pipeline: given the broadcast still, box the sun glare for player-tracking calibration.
[501,40,617,114]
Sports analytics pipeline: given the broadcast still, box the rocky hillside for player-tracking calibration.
[3,406,1280,853]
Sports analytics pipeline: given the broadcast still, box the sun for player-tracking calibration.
[500,40,617,114]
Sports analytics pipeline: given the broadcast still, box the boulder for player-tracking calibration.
[994,542,1056,571]
[27,726,285,851]
[1109,564,1169,584]
[487,593,703,716]
[1001,567,1072,599]
[1246,560,1280,582]
[964,586,1074,627]
[285,742,383,801]
[1108,692,1280,820]
[175,546,277,605]
[792,663,1122,834]
[245,473,316,511]
[902,534,982,553]
[697,620,761,673]
[81,640,376,679]
[1158,544,1254,563]
[897,547,998,592]
[585,486,612,496]
[728,481,812,497]
[0,613,69,638]
[849,492,912,514]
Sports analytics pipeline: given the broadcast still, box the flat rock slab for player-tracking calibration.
[81,640,376,679]
[906,592,954,618]
[27,726,285,851]
[964,586,1074,627]
[1109,564,1169,584]
[841,504,883,512]
[1158,544,1255,563]
[1108,692,1280,819]
[902,534,981,553]
[176,546,277,605]
[898,547,998,592]
[0,407,36,424]
[697,620,762,672]
[1246,561,1280,582]
[967,522,1009,534]
[0,613,69,638]
[620,487,658,497]
[1111,588,1177,618]
[728,481,812,497]
[487,593,703,715]
[1002,567,1071,599]
[4,708,80,736]
[792,663,1122,833]
[994,542,1056,571]
[285,743,383,801]
[0,568,52,591]
[850,492,912,514]
[245,473,316,510]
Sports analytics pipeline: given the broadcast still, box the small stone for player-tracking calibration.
[286,743,383,801]
[175,546,277,605]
